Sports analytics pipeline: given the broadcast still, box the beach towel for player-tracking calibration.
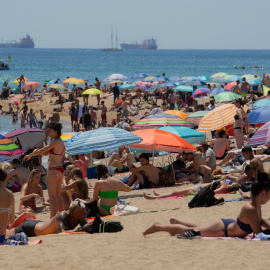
[0,239,42,247]
[110,205,140,216]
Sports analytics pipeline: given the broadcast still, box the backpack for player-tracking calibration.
[188,184,224,208]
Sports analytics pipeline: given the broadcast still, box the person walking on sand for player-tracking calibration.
[24,122,65,218]
[100,101,107,127]
[28,108,37,128]
[94,77,101,106]
[112,83,119,104]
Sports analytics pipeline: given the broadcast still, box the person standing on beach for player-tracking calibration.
[83,83,89,104]
[24,121,65,218]
[52,108,60,122]
[100,101,107,127]
[240,77,250,98]
[82,107,92,131]
[94,78,101,106]
[89,106,97,129]
[112,83,120,104]
[233,80,241,95]
[17,75,26,94]
[72,84,78,98]
[28,108,37,128]
[121,97,129,117]
[69,102,78,130]
[168,90,176,110]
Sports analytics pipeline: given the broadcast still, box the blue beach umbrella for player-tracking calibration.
[247,79,262,85]
[248,107,270,124]
[182,76,197,82]
[191,88,210,98]
[130,74,148,79]
[174,85,193,92]
[158,82,177,88]
[208,87,228,95]
[225,76,242,82]
[183,80,207,86]
[169,76,182,82]
[150,77,170,82]
[47,79,62,85]
[119,83,137,90]
[252,98,270,108]
[197,76,210,81]
[66,127,143,155]
[159,126,206,144]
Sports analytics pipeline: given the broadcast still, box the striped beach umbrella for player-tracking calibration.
[186,111,208,125]
[66,127,142,155]
[164,110,188,120]
[61,132,78,142]
[0,134,24,156]
[246,121,270,147]
[191,88,210,98]
[133,113,193,129]
[198,104,248,132]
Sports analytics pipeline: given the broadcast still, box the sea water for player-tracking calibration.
[0,48,269,132]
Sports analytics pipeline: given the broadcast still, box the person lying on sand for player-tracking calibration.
[128,153,160,188]
[6,200,87,237]
[143,171,270,239]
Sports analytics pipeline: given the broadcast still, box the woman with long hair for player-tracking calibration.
[24,121,65,218]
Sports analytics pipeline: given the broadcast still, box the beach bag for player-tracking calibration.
[85,200,100,218]
[85,215,123,234]
[188,184,224,208]
[157,159,175,187]
[110,205,140,216]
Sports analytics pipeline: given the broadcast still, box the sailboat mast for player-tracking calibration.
[111,26,114,49]
[116,29,118,49]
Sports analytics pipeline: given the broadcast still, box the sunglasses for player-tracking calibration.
[33,169,41,173]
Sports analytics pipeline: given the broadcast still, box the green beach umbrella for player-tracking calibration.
[174,85,193,92]
[214,92,242,102]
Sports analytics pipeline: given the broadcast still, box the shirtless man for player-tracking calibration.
[181,151,212,183]
[89,106,96,129]
[233,80,241,95]
[240,77,250,98]
[6,201,87,237]
[100,101,107,127]
[128,153,159,188]
[108,145,135,173]
[28,108,37,128]
[4,159,30,192]
[122,97,129,117]
[94,77,101,105]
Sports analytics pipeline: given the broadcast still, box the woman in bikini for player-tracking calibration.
[20,169,44,212]
[234,98,249,149]
[24,121,65,218]
[143,171,270,238]
[92,165,131,216]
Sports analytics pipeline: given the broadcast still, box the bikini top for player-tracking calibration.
[99,190,118,199]
[49,146,65,156]
[237,217,262,234]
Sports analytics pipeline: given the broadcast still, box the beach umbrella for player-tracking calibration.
[25,81,41,90]
[133,113,193,129]
[214,92,242,102]
[248,107,270,124]
[82,88,103,95]
[191,88,210,98]
[164,110,188,120]
[61,132,78,142]
[130,74,148,79]
[143,76,155,82]
[62,78,85,84]
[130,129,196,153]
[242,74,260,79]
[224,82,237,90]
[134,84,150,90]
[108,80,123,86]
[252,98,270,108]
[211,72,229,78]
[246,79,262,85]
[198,104,248,132]
[12,79,28,84]
[225,76,242,82]
[169,76,182,82]
[5,129,46,152]
[208,87,228,95]
[186,111,208,125]
[158,82,177,88]
[43,79,51,83]
[159,126,206,144]
[197,76,210,81]
[119,83,137,90]
[47,79,62,85]
[174,85,193,92]
[182,76,197,82]
[48,84,68,90]
[0,134,24,156]
[105,74,127,81]
[183,80,207,86]
[150,77,170,82]
[246,121,270,147]
[66,127,143,155]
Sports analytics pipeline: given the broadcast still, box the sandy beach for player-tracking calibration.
[2,93,270,270]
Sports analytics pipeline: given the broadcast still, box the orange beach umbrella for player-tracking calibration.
[164,110,188,120]
[130,129,196,153]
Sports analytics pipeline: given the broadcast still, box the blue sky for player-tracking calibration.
[1,0,269,49]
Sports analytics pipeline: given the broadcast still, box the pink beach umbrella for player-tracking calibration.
[25,81,41,90]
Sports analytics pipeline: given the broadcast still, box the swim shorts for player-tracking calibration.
[14,220,42,237]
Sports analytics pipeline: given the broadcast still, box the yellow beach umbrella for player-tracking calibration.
[198,104,248,132]
[62,78,85,84]
[12,79,29,84]
[211,72,229,78]
[108,80,123,86]
[164,110,188,120]
[241,74,260,79]
[82,88,103,95]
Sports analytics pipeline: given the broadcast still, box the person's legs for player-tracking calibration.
[234,129,244,149]
[108,152,120,166]
[199,165,212,183]
[111,160,123,172]
[217,152,237,167]
[170,218,200,227]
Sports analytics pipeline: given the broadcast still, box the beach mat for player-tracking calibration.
[0,239,42,247]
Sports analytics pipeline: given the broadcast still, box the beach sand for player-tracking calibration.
[2,94,270,269]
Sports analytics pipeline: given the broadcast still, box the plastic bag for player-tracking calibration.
[110,204,140,216]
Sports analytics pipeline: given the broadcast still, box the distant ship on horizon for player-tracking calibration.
[120,38,157,50]
[101,28,122,52]
[0,34,35,48]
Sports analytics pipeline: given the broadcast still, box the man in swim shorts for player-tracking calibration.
[6,201,87,237]
[128,153,159,188]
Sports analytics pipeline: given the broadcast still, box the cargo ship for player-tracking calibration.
[120,38,157,50]
[0,34,34,48]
